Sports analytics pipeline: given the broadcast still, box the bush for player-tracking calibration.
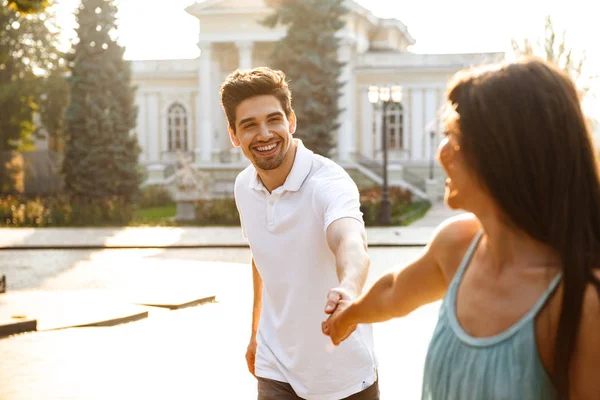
[359,186,420,226]
[195,198,240,226]
[69,196,135,226]
[0,185,425,227]
[0,195,134,227]
[137,185,174,208]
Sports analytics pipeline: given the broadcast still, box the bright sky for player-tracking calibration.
[50,0,599,118]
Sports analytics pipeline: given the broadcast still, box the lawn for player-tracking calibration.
[131,204,176,225]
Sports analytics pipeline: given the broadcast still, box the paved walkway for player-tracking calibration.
[0,226,434,248]
[0,205,462,250]
[0,247,435,399]
[410,202,467,227]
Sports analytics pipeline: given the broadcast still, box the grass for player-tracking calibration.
[398,200,432,226]
[131,204,176,225]
[130,200,431,227]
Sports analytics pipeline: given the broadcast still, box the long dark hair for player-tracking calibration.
[446,57,600,398]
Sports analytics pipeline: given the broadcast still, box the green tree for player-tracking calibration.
[263,0,348,157]
[62,0,140,207]
[38,65,70,152]
[0,0,62,191]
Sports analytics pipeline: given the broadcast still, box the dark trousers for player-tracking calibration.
[257,377,380,400]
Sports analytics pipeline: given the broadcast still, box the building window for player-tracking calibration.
[167,103,188,152]
[385,103,403,149]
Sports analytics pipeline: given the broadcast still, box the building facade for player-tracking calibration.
[133,0,504,199]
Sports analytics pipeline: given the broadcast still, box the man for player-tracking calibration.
[220,67,378,400]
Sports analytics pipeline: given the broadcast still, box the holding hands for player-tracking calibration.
[322,287,358,346]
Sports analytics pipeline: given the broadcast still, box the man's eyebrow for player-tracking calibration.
[238,116,256,126]
[239,112,284,126]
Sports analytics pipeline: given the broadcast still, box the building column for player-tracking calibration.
[196,41,213,163]
[146,92,160,162]
[135,93,148,163]
[402,89,411,158]
[236,40,254,70]
[410,88,424,161]
[360,86,373,159]
[424,88,438,162]
[212,59,224,162]
[337,38,355,161]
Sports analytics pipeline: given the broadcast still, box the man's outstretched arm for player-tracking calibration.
[324,217,370,313]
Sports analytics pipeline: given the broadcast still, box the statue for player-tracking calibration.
[173,151,213,221]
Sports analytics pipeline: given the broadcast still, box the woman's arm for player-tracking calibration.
[569,279,600,399]
[323,214,479,345]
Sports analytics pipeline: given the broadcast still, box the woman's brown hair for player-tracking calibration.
[446,57,600,398]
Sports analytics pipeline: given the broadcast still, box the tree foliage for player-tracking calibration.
[263,0,348,157]
[62,0,140,203]
[512,15,594,95]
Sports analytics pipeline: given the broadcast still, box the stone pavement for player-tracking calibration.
[0,200,467,251]
[0,204,462,250]
[410,202,467,227]
[0,247,436,399]
[0,249,222,336]
[0,289,149,332]
[0,226,435,249]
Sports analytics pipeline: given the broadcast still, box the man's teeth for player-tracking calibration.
[257,143,277,152]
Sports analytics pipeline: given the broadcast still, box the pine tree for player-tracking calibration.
[62,0,140,206]
[263,0,348,157]
[106,40,140,200]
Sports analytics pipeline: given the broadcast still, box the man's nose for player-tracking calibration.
[257,123,273,140]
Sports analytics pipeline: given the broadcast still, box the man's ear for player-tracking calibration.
[228,125,240,147]
[289,111,297,135]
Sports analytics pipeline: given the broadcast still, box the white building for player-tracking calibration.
[133,0,504,200]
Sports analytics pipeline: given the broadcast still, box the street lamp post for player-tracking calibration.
[368,85,402,226]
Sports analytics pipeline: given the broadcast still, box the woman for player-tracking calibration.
[322,58,600,399]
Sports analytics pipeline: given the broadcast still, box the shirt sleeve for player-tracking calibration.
[313,171,364,232]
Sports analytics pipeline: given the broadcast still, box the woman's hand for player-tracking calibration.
[322,299,357,346]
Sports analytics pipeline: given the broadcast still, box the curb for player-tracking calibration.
[135,295,217,310]
[0,318,37,338]
[41,311,149,331]
[0,242,428,250]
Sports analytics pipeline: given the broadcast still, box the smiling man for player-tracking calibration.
[220,67,378,400]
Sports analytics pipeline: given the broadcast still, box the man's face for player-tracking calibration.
[229,95,296,171]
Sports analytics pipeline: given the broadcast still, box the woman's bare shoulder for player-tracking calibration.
[427,212,481,283]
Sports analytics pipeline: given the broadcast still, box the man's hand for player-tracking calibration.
[322,287,358,345]
[322,298,357,346]
[324,287,354,315]
[245,337,258,377]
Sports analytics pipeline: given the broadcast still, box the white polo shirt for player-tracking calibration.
[234,140,377,400]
